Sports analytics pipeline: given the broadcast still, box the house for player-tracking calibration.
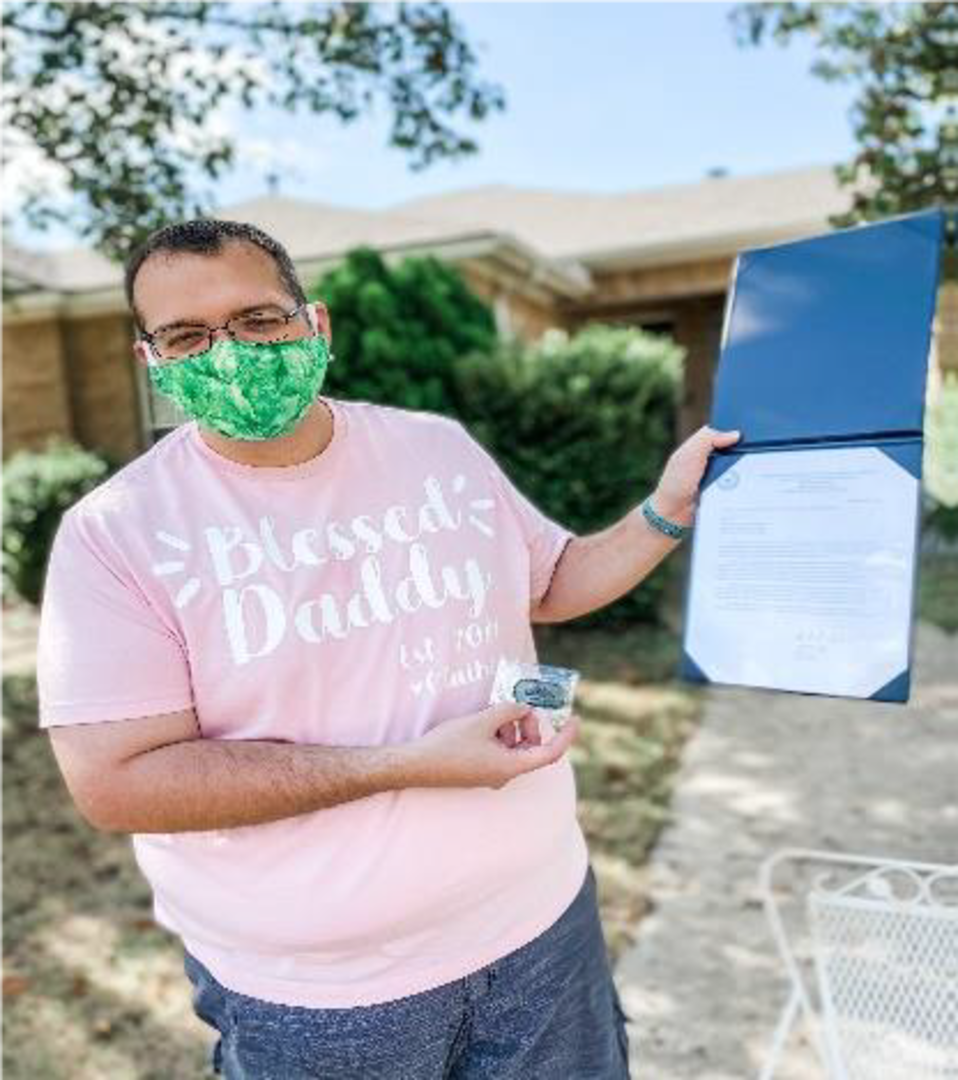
[4,162,952,489]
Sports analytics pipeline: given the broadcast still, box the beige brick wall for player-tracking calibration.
[936,281,958,377]
[2,318,74,457]
[4,252,730,464]
[588,256,732,307]
[61,313,144,462]
[3,311,146,463]
[458,266,567,341]
[671,296,726,442]
[499,288,567,340]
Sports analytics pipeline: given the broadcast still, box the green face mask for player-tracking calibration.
[147,332,332,441]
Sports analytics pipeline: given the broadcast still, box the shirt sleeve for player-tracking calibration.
[459,424,576,606]
[35,510,195,728]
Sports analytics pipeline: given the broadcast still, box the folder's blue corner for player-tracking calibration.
[700,451,742,493]
[677,648,709,686]
[876,441,923,480]
[869,668,911,704]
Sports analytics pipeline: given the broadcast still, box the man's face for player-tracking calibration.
[131,239,330,367]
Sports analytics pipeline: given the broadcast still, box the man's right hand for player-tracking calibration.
[404,702,580,791]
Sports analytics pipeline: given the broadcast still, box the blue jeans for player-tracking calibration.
[183,862,633,1078]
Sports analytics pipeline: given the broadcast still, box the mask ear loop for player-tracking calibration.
[307,304,335,364]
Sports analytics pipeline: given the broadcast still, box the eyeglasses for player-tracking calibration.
[141,302,312,364]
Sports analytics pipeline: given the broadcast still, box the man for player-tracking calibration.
[36,219,740,1079]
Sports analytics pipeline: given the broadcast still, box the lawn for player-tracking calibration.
[536,618,699,961]
[5,547,953,1078]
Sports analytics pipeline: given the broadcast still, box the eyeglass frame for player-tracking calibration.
[139,300,315,365]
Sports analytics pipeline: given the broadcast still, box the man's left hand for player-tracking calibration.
[651,425,742,526]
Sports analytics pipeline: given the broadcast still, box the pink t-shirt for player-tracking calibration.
[36,395,589,1007]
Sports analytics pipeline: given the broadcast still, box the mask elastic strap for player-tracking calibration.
[309,305,335,362]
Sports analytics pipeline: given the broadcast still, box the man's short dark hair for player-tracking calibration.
[124,218,308,334]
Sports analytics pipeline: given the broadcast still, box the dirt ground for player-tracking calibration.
[2,596,698,1080]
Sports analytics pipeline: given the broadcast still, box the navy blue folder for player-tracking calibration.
[677,207,945,704]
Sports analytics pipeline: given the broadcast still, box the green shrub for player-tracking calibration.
[923,494,958,545]
[2,438,115,606]
[309,246,497,414]
[452,323,685,628]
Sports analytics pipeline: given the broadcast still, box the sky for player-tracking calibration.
[9,1,861,251]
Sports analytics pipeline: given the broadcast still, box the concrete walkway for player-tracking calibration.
[614,619,958,1079]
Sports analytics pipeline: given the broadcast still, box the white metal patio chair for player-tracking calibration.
[757,848,958,1080]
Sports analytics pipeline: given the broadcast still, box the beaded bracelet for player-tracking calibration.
[639,494,694,541]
